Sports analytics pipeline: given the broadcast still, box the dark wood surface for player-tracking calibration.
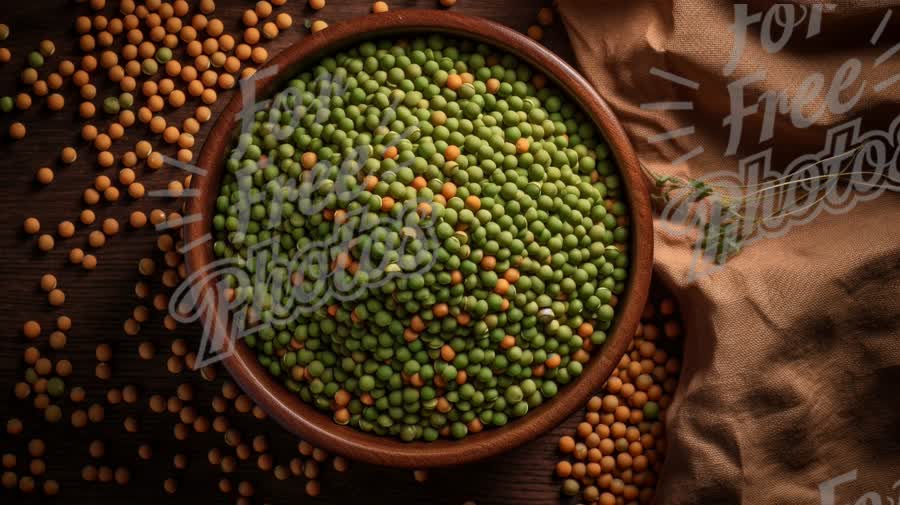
[0,2,648,504]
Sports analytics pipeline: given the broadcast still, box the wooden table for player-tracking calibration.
[0,2,601,504]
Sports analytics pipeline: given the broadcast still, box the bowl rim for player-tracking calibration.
[184,9,653,468]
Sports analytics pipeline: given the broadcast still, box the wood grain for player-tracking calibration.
[0,1,646,504]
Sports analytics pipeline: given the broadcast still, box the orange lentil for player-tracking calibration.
[128,182,146,199]
[32,81,49,97]
[76,16,92,33]
[150,209,166,225]
[251,47,268,64]
[147,151,164,170]
[182,118,200,135]
[218,73,235,89]
[97,32,113,47]
[47,93,65,111]
[527,25,544,41]
[191,14,208,31]
[255,0,273,17]
[121,44,138,60]
[187,80,203,97]
[72,71,89,87]
[135,140,152,158]
[47,73,63,89]
[36,167,54,185]
[101,218,119,236]
[149,115,166,133]
[516,138,530,154]
[48,289,65,306]
[80,209,96,225]
[23,321,41,339]
[168,89,186,108]
[158,78,174,95]
[206,18,224,37]
[129,211,147,228]
[9,122,26,140]
[125,60,141,77]
[276,12,293,29]
[79,102,96,118]
[88,230,106,248]
[146,95,163,112]
[200,69,217,86]
[201,39,218,56]
[80,34,96,52]
[235,44,252,61]
[38,234,54,252]
[83,188,100,205]
[195,106,212,123]
[118,168,136,185]
[201,88,217,104]
[103,186,119,202]
[243,27,261,45]
[57,59,75,77]
[57,221,75,238]
[82,125,98,141]
[94,133,112,150]
[107,65,125,82]
[97,151,114,167]
[262,22,278,39]
[107,123,124,140]
[20,69,38,87]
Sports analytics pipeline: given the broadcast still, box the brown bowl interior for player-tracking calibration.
[185,10,653,468]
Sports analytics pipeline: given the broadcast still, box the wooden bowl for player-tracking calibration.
[184,10,653,468]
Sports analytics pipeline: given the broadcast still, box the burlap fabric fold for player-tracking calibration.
[558,1,900,503]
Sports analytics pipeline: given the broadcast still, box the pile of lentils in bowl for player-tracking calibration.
[213,34,631,442]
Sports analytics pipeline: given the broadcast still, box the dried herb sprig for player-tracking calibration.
[639,145,885,263]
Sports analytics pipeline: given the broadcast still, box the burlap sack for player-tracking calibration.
[557,1,900,503]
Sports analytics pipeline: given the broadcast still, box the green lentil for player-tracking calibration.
[28,51,43,68]
[103,96,120,115]
[155,47,173,63]
[47,377,65,397]
[141,58,158,76]
[562,478,580,496]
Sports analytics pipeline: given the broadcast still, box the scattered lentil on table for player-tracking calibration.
[1,1,681,503]
[556,296,683,505]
